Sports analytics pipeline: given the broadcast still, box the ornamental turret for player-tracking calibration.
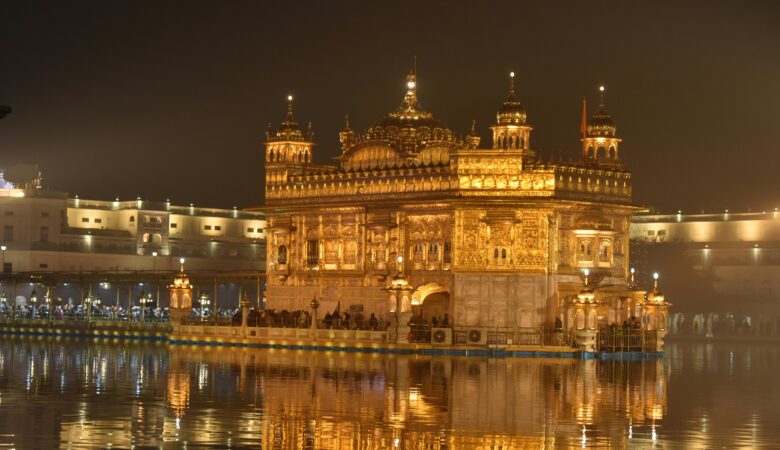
[264,95,314,190]
[490,72,533,152]
[169,258,193,326]
[581,86,622,166]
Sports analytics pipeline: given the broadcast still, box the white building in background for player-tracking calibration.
[0,187,266,274]
[630,210,780,305]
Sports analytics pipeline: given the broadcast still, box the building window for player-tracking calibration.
[94,218,102,224]
[598,240,611,263]
[413,242,423,260]
[170,223,177,228]
[40,226,49,243]
[278,245,288,264]
[4,211,12,216]
[204,225,212,230]
[2,262,11,274]
[214,225,221,231]
[3,225,12,242]
[81,217,89,223]
[39,263,48,269]
[443,242,452,264]
[306,240,319,266]
[579,241,593,260]
[129,216,135,223]
[41,211,50,218]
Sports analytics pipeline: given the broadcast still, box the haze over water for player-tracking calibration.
[0,338,777,449]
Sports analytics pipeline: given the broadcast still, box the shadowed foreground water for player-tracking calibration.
[0,338,778,449]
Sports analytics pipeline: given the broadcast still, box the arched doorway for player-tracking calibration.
[411,282,450,325]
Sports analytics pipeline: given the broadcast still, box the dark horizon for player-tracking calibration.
[1,0,778,212]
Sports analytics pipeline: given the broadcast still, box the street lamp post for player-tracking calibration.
[1,244,6,273]
[310,295,320,330]
[30,289,38,319]
[0,291,7,318]
[140,292,154,322]
[152,251,158,271]
[199,293,210,324]
[45,288,52,321]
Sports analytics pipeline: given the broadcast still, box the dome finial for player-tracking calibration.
[509,71,516,96]
[344,113,351,130]
[402,66,418,111]
[598,85,606,109]
[470,119,477,135]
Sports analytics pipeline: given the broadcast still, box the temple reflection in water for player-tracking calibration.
[0,337,668,448]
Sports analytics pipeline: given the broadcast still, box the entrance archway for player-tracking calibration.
[411,282,450,325]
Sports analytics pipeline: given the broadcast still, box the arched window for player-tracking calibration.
[579,240,593,260]
[306,240,319,266]
[129,216,135,223]
[142,233,150,243]
[501,248,507,259]
[597,146,606,159]
[587,146,594,158]
[598,240,611,263]
[278,245,288,264]
[413,242,424,260]
[608,146,616,160]
[443,242,452,264]
[494,248,499,259]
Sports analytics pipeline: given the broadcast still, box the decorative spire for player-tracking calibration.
[598,85,606,113]
[509,71,516,97]
[339,113,355,151]
[466,119,481,149]
[401,69,418,111]
[580,97,587,140]
[286,94,294,120]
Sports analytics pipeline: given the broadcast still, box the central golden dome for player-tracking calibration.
[360,71,460,153]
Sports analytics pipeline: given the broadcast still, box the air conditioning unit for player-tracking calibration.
[431,328,451,345]
[467,328,487,346]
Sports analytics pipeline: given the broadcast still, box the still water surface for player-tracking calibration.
[0,337,778,449]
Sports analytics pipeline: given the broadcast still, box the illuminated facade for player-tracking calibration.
[263,70,649,340]
[0,189,266,273]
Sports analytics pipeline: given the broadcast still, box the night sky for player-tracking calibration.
[0,1,778,213]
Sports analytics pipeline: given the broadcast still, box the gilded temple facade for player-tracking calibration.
[262,70,657,344]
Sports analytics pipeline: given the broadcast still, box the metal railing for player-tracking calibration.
[450,327,574,347]
[597,328,657,352]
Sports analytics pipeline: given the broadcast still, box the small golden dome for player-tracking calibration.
[586,86,616,137]
[496,72,527,125]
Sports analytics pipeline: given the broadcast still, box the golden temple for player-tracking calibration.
[260,69,669,351]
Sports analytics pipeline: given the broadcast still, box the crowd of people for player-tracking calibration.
[1,302,458,333]
[0,302,169,322]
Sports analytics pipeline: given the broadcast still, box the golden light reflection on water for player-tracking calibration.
[0,337,777,448]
